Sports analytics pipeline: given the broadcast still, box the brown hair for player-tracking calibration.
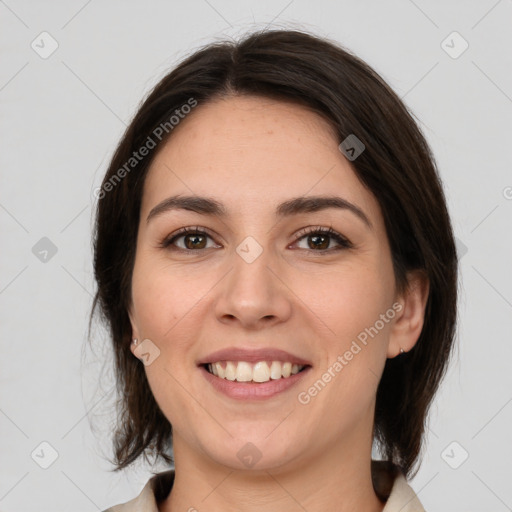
[90,28,458,479]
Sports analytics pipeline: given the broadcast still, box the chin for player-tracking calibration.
[203,432,302,473]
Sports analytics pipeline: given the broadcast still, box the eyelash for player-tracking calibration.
[159,225,353,254]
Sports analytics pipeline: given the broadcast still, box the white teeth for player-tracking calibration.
[270,361,282,380]
[252,362,271,382]
[225,361,236,381]
[236,361,253,382]
[214,362,225,379]
[206,360,306,383]
[282,362,292,378]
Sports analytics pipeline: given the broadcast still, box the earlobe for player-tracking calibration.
[127,304,140,356]
[387,270,430,358]
[129,329,140,356]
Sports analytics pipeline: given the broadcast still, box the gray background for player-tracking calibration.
[1,1,511,511]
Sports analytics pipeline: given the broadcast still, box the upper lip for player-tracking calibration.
[197,347,312,366]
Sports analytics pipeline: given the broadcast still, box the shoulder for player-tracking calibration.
[102,470,175,512]
[372,460,426,512]
[383,472,426,511]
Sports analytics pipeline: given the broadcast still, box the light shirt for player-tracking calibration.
[103,460,425,511]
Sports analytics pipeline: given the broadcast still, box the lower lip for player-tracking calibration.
[199,365,312,400]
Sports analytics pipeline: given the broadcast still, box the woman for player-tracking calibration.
[92,28,458,511]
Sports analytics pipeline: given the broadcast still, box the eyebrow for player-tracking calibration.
[146,195,373,230]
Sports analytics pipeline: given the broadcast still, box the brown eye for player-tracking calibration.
[307,233,330,250]
[293,226,353,252]
[160,227,220,251]
[182,233,207,250]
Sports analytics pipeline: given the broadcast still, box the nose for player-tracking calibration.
[214,242,293,330]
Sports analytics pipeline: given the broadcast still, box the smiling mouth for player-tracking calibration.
[203,360,310,383]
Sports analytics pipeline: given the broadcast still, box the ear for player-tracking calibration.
[127,304,140,357]
[387,270,430,358]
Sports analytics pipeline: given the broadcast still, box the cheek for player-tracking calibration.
[292,261,393,340]
[130,255,212,341]
[292,263,393,403]
[130,258,207,428]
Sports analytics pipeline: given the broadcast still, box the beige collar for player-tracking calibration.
[105,461,425,512]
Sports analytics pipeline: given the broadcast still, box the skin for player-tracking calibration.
[128,95,429,512]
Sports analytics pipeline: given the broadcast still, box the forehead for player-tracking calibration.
[142,95,380,226]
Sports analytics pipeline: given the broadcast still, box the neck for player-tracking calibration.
[159,425,385,512]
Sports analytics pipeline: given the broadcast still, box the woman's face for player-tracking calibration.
[129,95,408,472]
